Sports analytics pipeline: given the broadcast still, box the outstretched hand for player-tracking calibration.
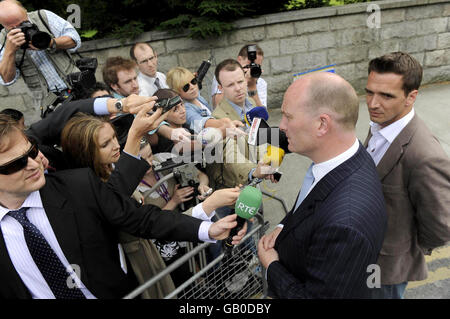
[208,214,248,244]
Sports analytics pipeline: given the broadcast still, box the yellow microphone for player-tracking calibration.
[262,145,285,168]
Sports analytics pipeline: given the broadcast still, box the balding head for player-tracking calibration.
[0,0,28,30]
[287,72,359,130]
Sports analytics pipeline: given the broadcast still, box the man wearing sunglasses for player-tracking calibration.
[0,114,248,299]
[130,42,168,98]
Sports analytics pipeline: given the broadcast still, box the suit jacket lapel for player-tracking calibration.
[39,182,89,287]
[220,100,243,122]
[375,115,418,181]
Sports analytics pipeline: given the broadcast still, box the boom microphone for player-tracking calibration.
[224,186,262,249]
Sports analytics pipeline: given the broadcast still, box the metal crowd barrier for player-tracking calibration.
[123,213,269,299]
[123,173,289,299]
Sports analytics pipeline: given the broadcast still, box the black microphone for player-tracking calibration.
[196,57,211,90]
[247,117,290,154]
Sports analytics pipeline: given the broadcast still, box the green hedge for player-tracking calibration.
[16,0,369,40]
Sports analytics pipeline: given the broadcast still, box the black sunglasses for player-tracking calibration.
[0,143,39,175]
[182,77,198,93]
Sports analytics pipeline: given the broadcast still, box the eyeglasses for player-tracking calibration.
[138,55,156,65]
[0,143,39,175]
[182,78,198,93]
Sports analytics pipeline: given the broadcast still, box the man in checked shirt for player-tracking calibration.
[0,0,81,112]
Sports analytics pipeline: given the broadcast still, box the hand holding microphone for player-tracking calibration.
[223,186,263,250]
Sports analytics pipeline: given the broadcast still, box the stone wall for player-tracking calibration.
[1,0,450,125]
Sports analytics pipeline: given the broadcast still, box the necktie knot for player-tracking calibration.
[154,78,161,89]
[8,207,29,225]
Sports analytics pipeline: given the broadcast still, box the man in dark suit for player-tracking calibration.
[0,115,246,299]
[364,52,450,299]
[257,72,387,298]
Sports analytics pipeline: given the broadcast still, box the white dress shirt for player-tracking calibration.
[137,71,168,97]
[367,108,415,166]
[0,190,217,298]
[0,191,96,299]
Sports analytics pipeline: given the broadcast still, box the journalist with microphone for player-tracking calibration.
[258,72,387,298]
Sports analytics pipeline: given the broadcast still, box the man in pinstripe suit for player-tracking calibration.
[257,72,387,298]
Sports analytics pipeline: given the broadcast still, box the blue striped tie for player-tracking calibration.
[294,163,315,212]
[8,208,86,299]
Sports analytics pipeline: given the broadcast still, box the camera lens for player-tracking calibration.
[250,65,262,78]
[31,32,51,50]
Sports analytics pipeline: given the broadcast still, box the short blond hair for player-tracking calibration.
[166,67,195,94]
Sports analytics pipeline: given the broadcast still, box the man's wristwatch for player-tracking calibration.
[248,90,257,97]
[114,99,123,112]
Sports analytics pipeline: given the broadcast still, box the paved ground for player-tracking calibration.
[260,81,450,299]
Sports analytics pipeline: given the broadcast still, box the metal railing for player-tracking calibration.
[123,213,269,299]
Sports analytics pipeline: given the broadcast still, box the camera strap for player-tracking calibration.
[37,10,78,69]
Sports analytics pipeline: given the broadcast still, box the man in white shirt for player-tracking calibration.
[364,52,450,299]
[211,44,267,108]
[130,42,168,97]
[257,71,387,298]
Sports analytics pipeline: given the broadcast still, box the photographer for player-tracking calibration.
[0,1,81,103]
[211,44,267,108]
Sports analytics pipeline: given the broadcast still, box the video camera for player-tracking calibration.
[18,21,51,50]
[40,57,98,118]
[66,57,98,100]
[245,45,262,79]
[152,155,204,209]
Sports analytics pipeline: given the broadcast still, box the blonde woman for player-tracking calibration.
[166,66,236,134]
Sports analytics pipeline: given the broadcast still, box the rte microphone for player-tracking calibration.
[244,107,269,127]
[224,186,263,250]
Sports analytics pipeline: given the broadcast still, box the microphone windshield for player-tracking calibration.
[196,127,223,146]
[245,107,269,126]
[235,186,263,219]
[262,145,285,168]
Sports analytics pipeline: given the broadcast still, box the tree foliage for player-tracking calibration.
[16,0,367,40]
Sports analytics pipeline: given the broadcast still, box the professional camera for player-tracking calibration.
[18,21,51,50]
[246,45,262,78]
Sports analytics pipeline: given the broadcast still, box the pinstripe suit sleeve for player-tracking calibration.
[267,224,375,299]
